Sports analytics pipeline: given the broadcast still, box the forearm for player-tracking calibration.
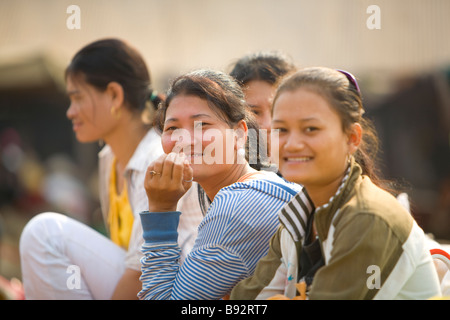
[309,215,402,300]
[230,227,297,300]
[139,241,248,300]
[139,242,181,300]
[138,211,181,300]
[138,210,250,300]
[230,227,283,300]
[111,268,141,300]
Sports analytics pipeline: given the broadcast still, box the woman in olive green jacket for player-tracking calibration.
[230,67,441,300]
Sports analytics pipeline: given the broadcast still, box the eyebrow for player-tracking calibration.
[272,117,319,123]
[165,113,214,124]
[66,90,80,96]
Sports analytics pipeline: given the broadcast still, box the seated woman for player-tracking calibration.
[19,39,202,300]
[138,69,306,300]
[230,67,442,300]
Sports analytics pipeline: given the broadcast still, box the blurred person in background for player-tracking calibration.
[19,38,202,299]
[229,51,296,159]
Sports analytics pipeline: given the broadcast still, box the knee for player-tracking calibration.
[19,212,66,254]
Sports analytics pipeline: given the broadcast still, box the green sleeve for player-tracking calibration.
[230,226,284,300]
[310,213,406,300]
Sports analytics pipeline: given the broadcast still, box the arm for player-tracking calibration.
[137,211,181,300]
[138,211,248,300]
[309,213,404,300]
[231,226,303,300]
[230,227,285,300]
[111,268,141,300]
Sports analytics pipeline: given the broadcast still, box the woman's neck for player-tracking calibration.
[304,171,346,208]
[104,117,148,175]
[201,163,256,201]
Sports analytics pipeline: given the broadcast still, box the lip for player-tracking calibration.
[71,121,82,132]
[187,153,204,163]
[283,156,313,163]
[189,153,203,158]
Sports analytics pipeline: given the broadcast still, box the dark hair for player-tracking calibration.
[65,38,163,114]
[273,67,387,191]
[229,51,296,87]
[155,69,268,171]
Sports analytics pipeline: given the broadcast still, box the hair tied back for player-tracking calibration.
[150,90,158,102]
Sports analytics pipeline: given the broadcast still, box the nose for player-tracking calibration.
[66,102,76,120]
[171,128,196,154]
[283,131,305,152]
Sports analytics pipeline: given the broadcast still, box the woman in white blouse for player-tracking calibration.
[19,38,202,300]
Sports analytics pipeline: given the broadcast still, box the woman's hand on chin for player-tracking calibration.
[144,152,193,212]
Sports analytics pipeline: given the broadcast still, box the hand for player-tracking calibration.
[144,152,193,212]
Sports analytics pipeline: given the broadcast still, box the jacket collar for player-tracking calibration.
[278,158,362,243]
[314,157,362,241]
[279,186,315,242]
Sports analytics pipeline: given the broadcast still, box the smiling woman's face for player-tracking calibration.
[66,75,116,143]
[272,87,351,189]
[161,94,241,182]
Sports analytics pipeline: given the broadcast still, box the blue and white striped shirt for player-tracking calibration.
[138,171,304,300]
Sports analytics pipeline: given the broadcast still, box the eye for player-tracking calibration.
[68,94,80,102]
[305,126,319,133]
[195,122,210,129]
[164,126,178,132]
[272,127,287,134]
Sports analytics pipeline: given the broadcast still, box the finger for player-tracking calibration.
[171,152,186,183]
[152,154,166,179]
[182,158,194,189]
[161,152,176,180]
[172,143,183,154]
[144,163,155,189]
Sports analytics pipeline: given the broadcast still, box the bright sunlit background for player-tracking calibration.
[0,0,449,284]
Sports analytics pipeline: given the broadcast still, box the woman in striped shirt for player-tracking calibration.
[138,69,305,300]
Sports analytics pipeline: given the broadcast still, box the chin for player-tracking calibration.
[284,176,306,185]
[75,134,98,144]
[279,169,307,184]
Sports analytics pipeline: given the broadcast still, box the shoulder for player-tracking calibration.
[130,128,164,167]
[337,176,414,241]
[221,172,303,201]
[203,174,301,230]
[98,145,113,183]
[98,144,113,162]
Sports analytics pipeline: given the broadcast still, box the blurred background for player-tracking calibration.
[0,0,449,290]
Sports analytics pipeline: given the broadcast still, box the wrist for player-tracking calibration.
[148,202,177,213]
[139,211,181,244]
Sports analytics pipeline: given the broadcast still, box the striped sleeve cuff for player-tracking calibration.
[139,211,181,244]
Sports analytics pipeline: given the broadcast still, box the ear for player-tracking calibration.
[106,82,125,114]
[234,120,248,150]
[347,122,362,155]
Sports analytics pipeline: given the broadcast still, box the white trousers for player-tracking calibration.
[20,212,126,300]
